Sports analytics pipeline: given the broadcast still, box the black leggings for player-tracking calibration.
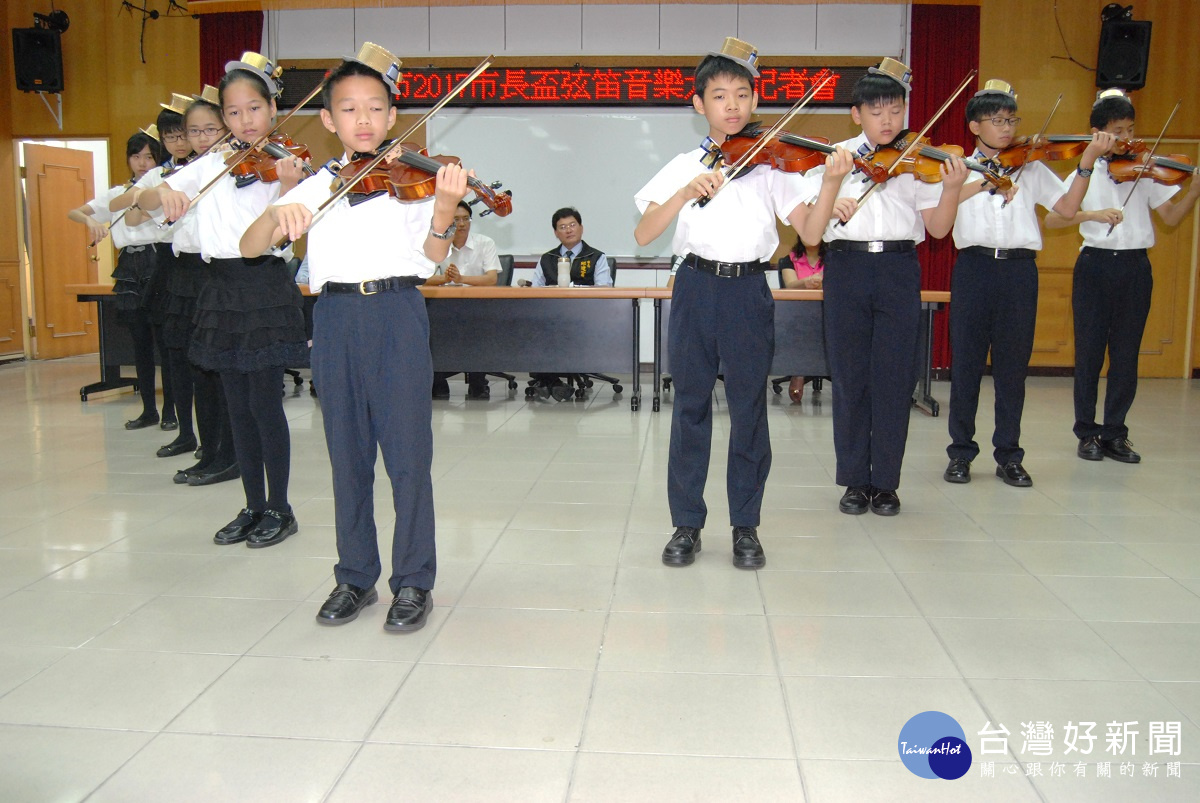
[126,311,173,418]
[167,347,194,438]
[193,368,236,470]
[221,367,291,513]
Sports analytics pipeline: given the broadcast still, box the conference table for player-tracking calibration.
[67,284,949,415]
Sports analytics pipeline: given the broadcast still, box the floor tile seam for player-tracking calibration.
[958,677,1058,802]
[991,536,1170,579]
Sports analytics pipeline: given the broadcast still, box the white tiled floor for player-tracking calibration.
[1,357,1199,801]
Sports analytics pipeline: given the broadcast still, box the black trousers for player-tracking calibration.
[947,251,1039,465]
[667,264,774,529]
[822,249,920,492]
[312,289,436,595]
[433,372,488,393]
[1071,247,1153,441]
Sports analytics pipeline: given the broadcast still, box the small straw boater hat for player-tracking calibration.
[709,37,760,78]
[191,85,220,105]
[160,93,193,115]
[1094,87,1128,106]
[868,57,912,92]
[974,78,1016,101]
[139,123,160,142]
[224,51,283,97]
[344,42,403,93]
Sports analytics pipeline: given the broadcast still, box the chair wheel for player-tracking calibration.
[613,384,623,394]
[574,388,586,399]
[525,387,535,398]
[662,378,672,391]
[772,384,782,394]
[507,380,518,389]
[584,379,594,388]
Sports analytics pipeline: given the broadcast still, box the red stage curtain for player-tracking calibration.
[910,3,981,371]
[199,12,264,88]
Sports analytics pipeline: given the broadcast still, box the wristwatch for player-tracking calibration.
[1076,165,1094,179]
[429,221,457,240]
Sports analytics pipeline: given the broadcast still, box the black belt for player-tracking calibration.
[322,276,425,295]
[962,246,1036,260]
[1081,246,1147,257]
[827,240,915,253]
[683,254,768,278]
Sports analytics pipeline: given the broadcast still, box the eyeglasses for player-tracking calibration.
[988,117,1022,128]
[452,216,471,225]
[187,127,224,137]
[555,221,579,232]
[162,132,187,143]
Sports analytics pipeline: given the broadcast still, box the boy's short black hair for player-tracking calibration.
[851,74,907,108]
[965,94,1018,124]
[1090,95,1136,130]
[694,54,755,98]
[156,108,185,136]
[322,60,394,110]
[219,68,274,106]
[126,131,162,164]
[456,200,472,217]
[552,207,581,229]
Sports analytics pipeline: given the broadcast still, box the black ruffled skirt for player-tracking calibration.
[189,255,310,373]
[112,244,159,322]
[160,251,208,350]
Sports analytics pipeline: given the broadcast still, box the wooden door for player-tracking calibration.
[23,143,100,360]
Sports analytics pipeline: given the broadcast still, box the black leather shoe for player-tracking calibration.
[157,435,198,458]
[661,526,701,566]
[1077,436,1104,461]
[214,508,262,545]
[246,509,298,549]
[384,587,431,632]
[187,462,240,486]
[160,418,178,431]
[839,486,871,515]
[466,387,490,400]
[870,489,901,516]
[1101,437,1141,464]
[943,458,971,484]
[731,526,765,570]
[124,413,159,430]
[316,583,378,625]
[996,461,1033,487]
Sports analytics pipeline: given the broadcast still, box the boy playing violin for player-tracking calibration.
[634,37,810,570]
[241,44,469,632]
[944,80,1114,488]
[1045,89,1200,464]
[800,58,968,516]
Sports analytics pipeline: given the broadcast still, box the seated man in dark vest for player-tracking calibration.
[529,207,613,397]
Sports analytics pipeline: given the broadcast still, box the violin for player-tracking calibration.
[1107,152,1195,185]
[337,143,513,217]
[995,135,1144,170]
[226,135,316,184]
[864,132,1013,191]
[719,130,830,175]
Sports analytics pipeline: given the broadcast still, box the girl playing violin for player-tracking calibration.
[1045,89,1200,466]
[136,53,310,550]
[240,44,469,632]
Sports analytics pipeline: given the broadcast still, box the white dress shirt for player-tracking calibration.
[435,231,500,281]
[88,184,158,249]
[163,150,283,260]
[1078,158,1178,250]
[953,157,1069,251]
[635,148,810,263]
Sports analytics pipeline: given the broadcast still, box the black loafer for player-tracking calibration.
[157,435,198,458]
[384,587,431,632]
[245,509,298,549]
[944,458,971,484]
[661,526,701,567]
[160,418,178,431]
[731,526,765,570]
[187,462,240,486]
[1101,437,1141,464]
[870,488,901,516]
[214,508,262,545]
[839,486,871,515]
[996,461,1033,487]
[124,413,159,430]
[1077,435,1104,461]
[316,583,378,625]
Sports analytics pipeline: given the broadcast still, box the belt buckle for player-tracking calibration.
[995,248,1008,259]
[868,241,884,254]
[359,280,378,296]
[717,263,735,278]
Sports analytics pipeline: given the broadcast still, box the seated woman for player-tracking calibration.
[779,237,825,403]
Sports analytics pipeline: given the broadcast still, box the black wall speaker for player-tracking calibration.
[1096,19,1152,90]
[12,27,64,94]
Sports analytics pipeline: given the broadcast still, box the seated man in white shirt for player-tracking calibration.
[429,201,501,400]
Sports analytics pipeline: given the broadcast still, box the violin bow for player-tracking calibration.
[1002,93,1062,208]
[111,132,234,229]
[692,73,835,209]
[160,73,334,230]
[300,56,493,235]
[1107,98,1182,236]
[840,69,978,225]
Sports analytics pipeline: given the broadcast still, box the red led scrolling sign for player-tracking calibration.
[278,65,869,110]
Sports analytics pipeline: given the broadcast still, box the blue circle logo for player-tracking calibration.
[898,711,972,780]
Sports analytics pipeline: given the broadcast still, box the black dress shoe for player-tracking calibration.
[870,488,901,516]
[661,526,701,567]
[316,584,379,625]
[731,526,765,570]
[996,461,1033,487]
[157,435,198,458]
[944,458,971,484]
[160,418,178,431]
[214,508,262,545]
[1101,437,1141,464]
[124,413,160,430]
[246,509,298,549]
[187,462,240,486]
[466,387,490,400]
[384,587,431,632]
[839,486,871,515]
[1077,435,1104,461]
